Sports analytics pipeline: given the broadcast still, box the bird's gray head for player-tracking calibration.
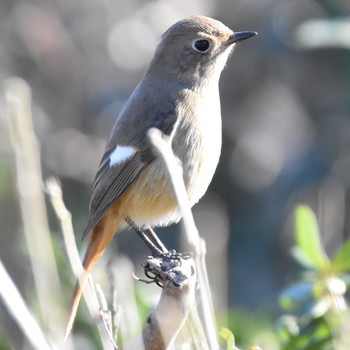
[147,15,257,87]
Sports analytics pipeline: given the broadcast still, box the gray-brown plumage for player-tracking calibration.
[65,15,256,338]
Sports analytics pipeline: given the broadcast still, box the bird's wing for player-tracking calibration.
[81,147,154,240]
[81,103,179,240]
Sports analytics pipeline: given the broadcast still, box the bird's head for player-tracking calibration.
[147,16,257,87]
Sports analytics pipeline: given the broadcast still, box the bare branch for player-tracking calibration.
[125,254,196,350]
[0,261,54,350]
[147,129,200,253]
[147,128,218,349]
[4,77,66,346]
[46,178,115,349]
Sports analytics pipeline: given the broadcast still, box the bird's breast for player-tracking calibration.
[172,87,222,205]
[122,87,222,227]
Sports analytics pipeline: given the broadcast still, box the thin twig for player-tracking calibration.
[108,257,143,345]
[4,77,66,346]
[0,261,54,350]
[124,254,196,350]
[112,290,121,344]
[46,177,115,349]
[147,128,218,349]
[142,255,196,350]
[147,129,200,253]
[96,284,118,349]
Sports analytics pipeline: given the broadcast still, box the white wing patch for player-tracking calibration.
[109,145,136,167]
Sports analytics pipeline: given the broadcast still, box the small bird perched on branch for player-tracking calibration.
[65,15,256,337]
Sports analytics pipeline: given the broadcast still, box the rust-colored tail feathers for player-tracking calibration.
[64,221,116,340]
[64,270,88,340]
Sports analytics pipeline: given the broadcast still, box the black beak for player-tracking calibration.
[227,31,258,44]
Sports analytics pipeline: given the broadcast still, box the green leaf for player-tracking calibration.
[281,316,333,350]
[294,206,330,271]
[332,238,350,273]
[219,327,235,350]
[291,247,318,269]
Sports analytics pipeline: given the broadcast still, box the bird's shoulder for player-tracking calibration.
[109,79,187,150]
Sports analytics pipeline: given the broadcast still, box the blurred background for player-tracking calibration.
[1,0,350,348]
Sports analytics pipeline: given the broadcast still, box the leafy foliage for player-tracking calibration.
[277,205,350,350]
[220,327,236,350]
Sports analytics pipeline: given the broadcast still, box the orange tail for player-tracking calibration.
[64,218,118,339]
[64,271,88,340]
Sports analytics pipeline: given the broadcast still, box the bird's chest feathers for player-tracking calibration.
[172,87,222,196]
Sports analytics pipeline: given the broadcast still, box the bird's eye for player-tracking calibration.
[192,39,210,53]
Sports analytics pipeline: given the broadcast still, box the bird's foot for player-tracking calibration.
[125,217,168,256]
[136,250,194,288]
[125,216,193,287]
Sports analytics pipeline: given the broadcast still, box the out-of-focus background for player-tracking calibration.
[1,0,350,348]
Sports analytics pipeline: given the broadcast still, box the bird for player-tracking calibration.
[65,15,257,337]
